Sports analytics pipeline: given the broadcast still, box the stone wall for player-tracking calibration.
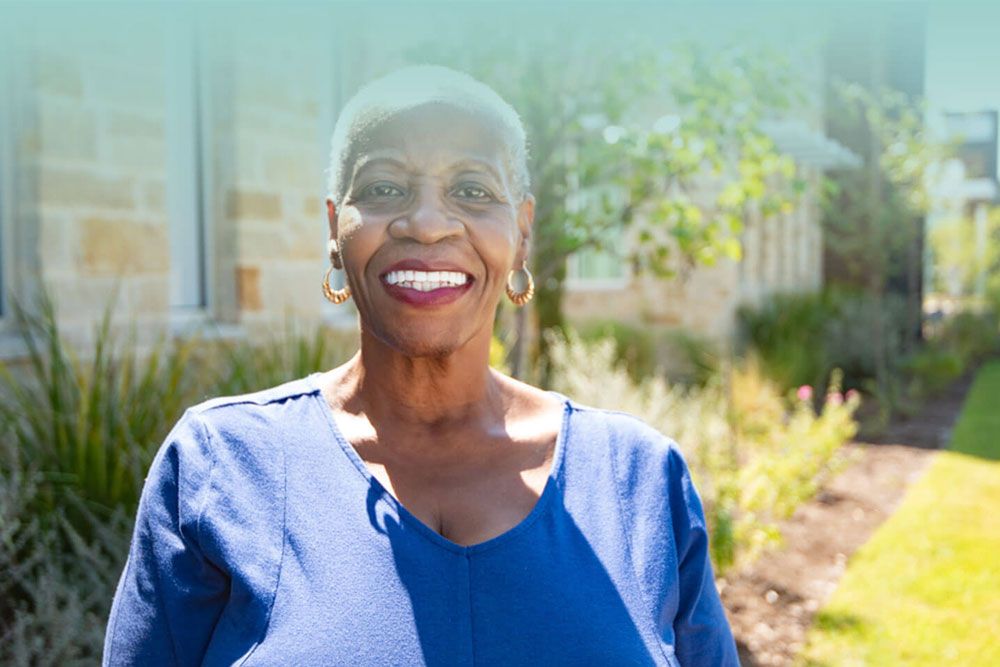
[2,5,351,353]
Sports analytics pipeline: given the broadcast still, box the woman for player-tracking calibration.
[103,66,738,666]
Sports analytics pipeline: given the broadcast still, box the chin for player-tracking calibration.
[372,325,468,360]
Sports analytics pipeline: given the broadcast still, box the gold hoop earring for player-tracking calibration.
[505,263,534,306]
[322,264,352,304]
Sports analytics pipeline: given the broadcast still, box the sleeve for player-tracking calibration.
[102,409,229,666]
[665,443,740,667]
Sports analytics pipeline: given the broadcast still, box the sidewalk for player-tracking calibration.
[798,360,1000,666]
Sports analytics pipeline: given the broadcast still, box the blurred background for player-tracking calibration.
[0,1,997,665]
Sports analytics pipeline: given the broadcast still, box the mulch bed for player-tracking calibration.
[719,368,978,666]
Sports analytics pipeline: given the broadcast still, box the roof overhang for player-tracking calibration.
[760,120,863,170]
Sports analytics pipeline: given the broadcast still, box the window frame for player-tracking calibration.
[165,15,216,336]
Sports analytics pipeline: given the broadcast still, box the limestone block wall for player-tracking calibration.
[205,12,335,333]
[14,11,172,349]
[3,5,349,353]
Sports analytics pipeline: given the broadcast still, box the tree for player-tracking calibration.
[822,83,951,408]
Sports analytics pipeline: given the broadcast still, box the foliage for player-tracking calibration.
[737,290,840,391]
[899,341,966,401]
[0,295,193,664]
[207,322,356,398]
[822,83,952,415]
[737,287,914,398]
[823,84,947,282]
[548,330,858,574]
[901,308,1000,403]
[938,310,1000,363]
[576,320,660,383]
[0,295,197,541]
[660,329,721,388]
[800,362,1000,666]
[928,206,1000,302]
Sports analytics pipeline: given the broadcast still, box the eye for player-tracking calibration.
[360,182,405,199]
[452,183,494,201]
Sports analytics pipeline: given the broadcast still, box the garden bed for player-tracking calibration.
[721,367,977,666]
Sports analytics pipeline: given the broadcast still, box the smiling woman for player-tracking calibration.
[102,66,739,666]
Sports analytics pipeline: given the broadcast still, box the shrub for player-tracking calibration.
[206,322,356,397]
[938,310,1000,364]
[737,290,838,391]
[738,287,912,414]
[900,342,966,400]
[576,320,660,383]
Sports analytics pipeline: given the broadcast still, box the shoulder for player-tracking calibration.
[154,375,323,491]
[180,375,326,448]
[563,396,681,462]
[561,397,697,512]
[189,375,320,422]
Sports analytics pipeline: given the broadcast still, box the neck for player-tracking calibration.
[337,326,504,430]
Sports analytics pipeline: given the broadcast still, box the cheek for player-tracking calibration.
[336,206,365,242]
[337,207,382,268]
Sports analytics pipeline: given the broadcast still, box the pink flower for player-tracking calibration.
[796,385,813,401]
[846,389,860,402]
[825,391,844,406]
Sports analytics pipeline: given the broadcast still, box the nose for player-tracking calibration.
[389,183,463,244]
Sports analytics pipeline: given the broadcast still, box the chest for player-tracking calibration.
[355,438,554,547]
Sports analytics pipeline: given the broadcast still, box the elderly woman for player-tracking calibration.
[103,66,738,666]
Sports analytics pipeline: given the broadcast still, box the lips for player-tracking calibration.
[379,259,475,307]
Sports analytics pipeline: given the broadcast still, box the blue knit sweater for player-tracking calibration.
[103,374,738,666]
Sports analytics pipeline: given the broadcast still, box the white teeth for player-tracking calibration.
[383,269,470,289]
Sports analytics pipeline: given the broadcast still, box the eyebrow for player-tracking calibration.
[352,155,409,177]
[353,154,505,185]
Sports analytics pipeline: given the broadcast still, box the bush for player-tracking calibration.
[738,287,912,419]
[737,290,839,391]
[900,342,966,400]
[938,310,1000,364]
[576,320,660,383]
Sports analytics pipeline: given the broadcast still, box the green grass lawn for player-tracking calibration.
[798,360,1000,666]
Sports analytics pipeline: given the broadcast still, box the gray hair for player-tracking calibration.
[326,65,530,206]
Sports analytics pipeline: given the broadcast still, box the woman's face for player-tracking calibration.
[328,104,534,358]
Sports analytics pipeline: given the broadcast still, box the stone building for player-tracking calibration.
[0,3,859,362]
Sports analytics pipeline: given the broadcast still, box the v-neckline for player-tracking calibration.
[305,372,572,555]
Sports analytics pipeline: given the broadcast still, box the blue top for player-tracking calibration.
[103,374,738,666]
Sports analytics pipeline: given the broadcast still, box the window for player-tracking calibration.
[567,243,628,288]
[0,20,21,327]
[564,181,629,290]
[165,19,211,321]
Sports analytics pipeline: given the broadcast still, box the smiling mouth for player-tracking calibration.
[382,269,471,291]
[379,268,475,307]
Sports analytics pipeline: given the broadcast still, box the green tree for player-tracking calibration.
[822,83,951,410]
[929,207,1000,306]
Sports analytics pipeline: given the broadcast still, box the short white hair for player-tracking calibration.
[326,65,530,205]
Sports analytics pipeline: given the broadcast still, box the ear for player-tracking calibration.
[326,197,343,269]
[514,194,535,266]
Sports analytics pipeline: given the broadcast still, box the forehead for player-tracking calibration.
[350,104,512,178]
